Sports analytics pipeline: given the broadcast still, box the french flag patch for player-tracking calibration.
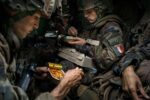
[115,44,125,54]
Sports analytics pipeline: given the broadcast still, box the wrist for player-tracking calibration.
[122,65,134,76]
[50,79,70,99]
[60,78,70,87]
[83,39,87,45]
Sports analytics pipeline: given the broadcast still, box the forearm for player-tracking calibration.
[50,79,71,100]
[50,67,83,100]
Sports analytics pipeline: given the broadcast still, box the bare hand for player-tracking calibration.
[122,66,150,100]
[35,66,49,79]
[68,26,78,36]
[36,66,49,73]
[62,67,84,87]
[67,37,86,45]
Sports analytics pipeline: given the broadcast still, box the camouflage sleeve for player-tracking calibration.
[113,40,150,75]
[93,22,125,71]
[35,92,56,100]
[0,33,29,100]
[0,52,29,100]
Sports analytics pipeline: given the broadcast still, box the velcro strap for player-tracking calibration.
[107,35,123,46]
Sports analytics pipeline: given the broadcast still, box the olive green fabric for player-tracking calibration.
[0,32,57,100]
[77,85,99,100]
[78,15,124,71]
[110,60,150,100]
[77,0,101,11]
[0,33,29,100]
[35,93,56,100]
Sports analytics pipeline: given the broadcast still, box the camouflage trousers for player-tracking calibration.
[91,60,150,100]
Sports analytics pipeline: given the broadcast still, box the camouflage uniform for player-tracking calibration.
[61,0,92,33]
[0,0,56,100]
[115,12,150,75]
[112,11,150,100]
[71,0,125,99]
[76,0,125,72]
[0,32,55,100]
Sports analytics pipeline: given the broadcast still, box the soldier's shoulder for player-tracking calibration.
[35,92,56,100]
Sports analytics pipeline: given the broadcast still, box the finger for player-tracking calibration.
[74,67,81,72]
[68,28,74,35]
[67,41,76,44]
[70,28,75,35]
[36,67,49,72]
[77,74,83,80]
[68,28,71,34]
[129,80,140,99]
[122,77,125,90]
[75,67,79,70]
[68,41,80,44]
[79,69,84,76]
[72,28,78,35]
[70,73,82,82]
[68,38,79,42]
[122,77,128,92]
[76,67,84,75]
[42,73,48,77]
[131,89,140,100]
[138,81,150,99]
[71,27,78,35]
[71,80,81,87]
[70,28,77,36]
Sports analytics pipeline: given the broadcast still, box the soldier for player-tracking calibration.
[63,0,126,99]
[114,12,150,100]
[0,0,84,100]
[66,0,125,72]
[61,0,92,36]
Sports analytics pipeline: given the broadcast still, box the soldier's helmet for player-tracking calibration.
[77,0,112,19]
[77,0,100,11]
[0,0,56,18]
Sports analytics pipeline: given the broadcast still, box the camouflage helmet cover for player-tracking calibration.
[1,0,56,18]
[77,0,102,11]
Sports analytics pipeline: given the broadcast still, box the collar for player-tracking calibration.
[6,28,22,50]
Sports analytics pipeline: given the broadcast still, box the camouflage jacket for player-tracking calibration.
[114,40,150,75]
[0,32,55,100]
[114,12,150,75]
[76,15,125,72]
